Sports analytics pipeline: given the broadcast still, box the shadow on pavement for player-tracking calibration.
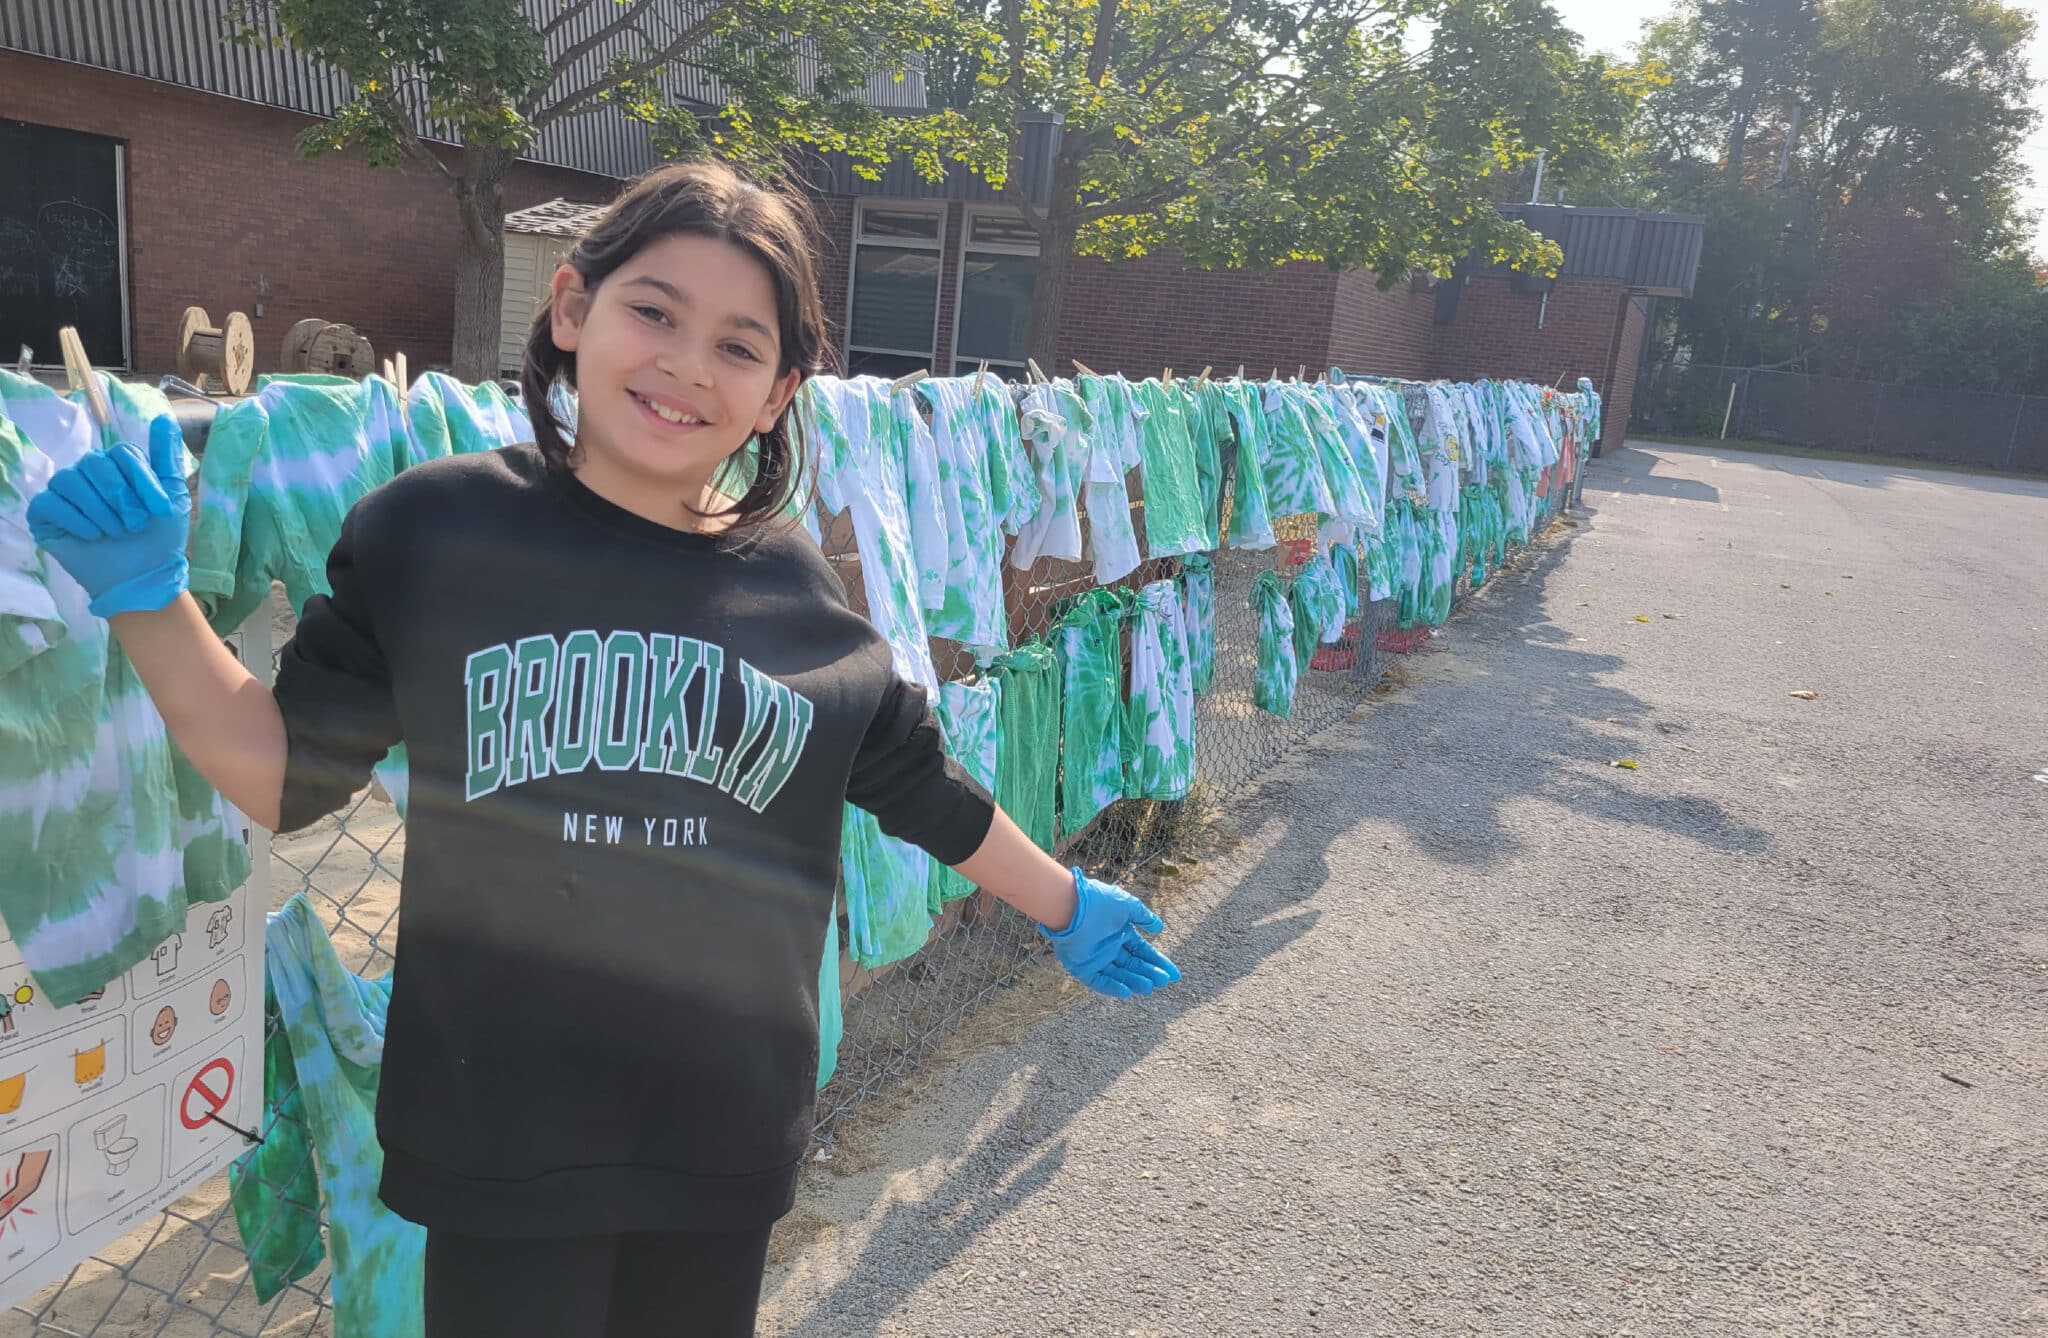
[1587,446,1723,503]
[1627,440,2048,497]
[765,504,1773,1333]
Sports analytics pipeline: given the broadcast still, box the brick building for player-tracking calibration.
[3,4,1699,453]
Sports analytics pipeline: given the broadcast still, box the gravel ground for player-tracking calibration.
[758,442,2048,1336]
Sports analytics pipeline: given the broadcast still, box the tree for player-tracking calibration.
[234,0,974,381]
[1888,252,2048,392]
[1695,0,1817,191]
[926,0,1644,366]
[1623,0,2040,383]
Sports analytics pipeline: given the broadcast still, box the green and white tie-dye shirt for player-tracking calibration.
[1124,578,1196,802]
[1074,374,1146,582]
[1130,379,1210,559]
[1012,382,1092,569]
[924,376,1015,652]
[189,374,531,636]
[1259,382,1338,521]
[0,372,248,1005]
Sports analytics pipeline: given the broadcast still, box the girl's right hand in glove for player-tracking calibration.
[25,415,191,618]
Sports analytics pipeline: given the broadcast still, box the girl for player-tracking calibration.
[26,161,1179,1336]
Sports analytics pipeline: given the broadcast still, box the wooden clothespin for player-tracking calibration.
[1236,365,1245,381]
[1297,364,1307,382]
[976,358,989,379]
[57,327,112,437]
[1163,366,1173,383]
[1027,357,1048,384]
[382,358,397,385]
[890,368,928,392]
[395,351,408,390]
[1198,365,1213,386]
[1072,359,1098,377]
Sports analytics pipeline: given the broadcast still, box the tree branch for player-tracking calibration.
[532,10,720,126]
[1077,182,1184,223]
[534,0,662,107]
[540,0,607,40]
[997,0,1052,241]
[1130,0,1245,88]
[376,86,461,188]
[1086,0,1122,86]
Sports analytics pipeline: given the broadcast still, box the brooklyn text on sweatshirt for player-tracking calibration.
[461,631,813,815]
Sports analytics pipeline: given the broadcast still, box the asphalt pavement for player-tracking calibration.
[758,442,2048,1336]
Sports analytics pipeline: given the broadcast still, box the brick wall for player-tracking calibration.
[2,50,619,375]
[1327,270,1437,380]
[1428,276,1628,392]
[1601,295,1649,452]
[1054,251,1338,379]
[809,193,854,372]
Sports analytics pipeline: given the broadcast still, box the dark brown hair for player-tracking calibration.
[521,159,828,527]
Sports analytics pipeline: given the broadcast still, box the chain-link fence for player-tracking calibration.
[1632,361,2048,473]
[5,400,1587,1338]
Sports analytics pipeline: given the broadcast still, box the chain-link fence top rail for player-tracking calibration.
[6,370,1592,1337]
[1631,362,2048,473]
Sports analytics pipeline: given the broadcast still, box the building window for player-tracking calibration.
[845,204,945,378]
[951,209,1040,378]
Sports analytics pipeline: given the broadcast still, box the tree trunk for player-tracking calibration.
[1025,141,1085,371]
[1027,216,1077,372]
[1723,69,1759,192]
[450,147,512,384]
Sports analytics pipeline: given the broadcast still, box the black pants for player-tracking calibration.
[423,1224,773,1337]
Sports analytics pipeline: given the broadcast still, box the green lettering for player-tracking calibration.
[464,643,512,800]
[639,634,687,773]
[680,643,725,784]
[551,630,602,776]
[731,663,815,813]
[503,634,559,787]
[640,634,714,777]
[718,658,776,794]
[595,631,647,772]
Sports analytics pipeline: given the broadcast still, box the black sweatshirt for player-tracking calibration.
[272,442,996,1238]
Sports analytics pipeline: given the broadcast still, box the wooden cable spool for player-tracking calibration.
[281,318,327,371]
[175,306,255,396]
[304,323,376,377]
[279,320,376,378]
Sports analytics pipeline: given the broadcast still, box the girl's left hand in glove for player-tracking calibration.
[1041,870,1181,999]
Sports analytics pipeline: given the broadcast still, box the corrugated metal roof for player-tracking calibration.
[3,0,929,182]
[505,198,609,238]
[1628,214,1706,299]
[1494,204,1705,298]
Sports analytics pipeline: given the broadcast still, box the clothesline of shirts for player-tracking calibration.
[793,366,1597,658]
[795,364,1595,989]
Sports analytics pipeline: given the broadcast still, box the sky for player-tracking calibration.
[1548,0,2048,254]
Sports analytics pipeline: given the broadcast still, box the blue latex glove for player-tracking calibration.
[25,415,191,618]
[1041,869,1181,999]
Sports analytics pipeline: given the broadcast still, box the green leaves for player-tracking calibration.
[953,0,1634,324]
[1624,0,2042,386]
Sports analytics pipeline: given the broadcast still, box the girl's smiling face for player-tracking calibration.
[550,232,801,528]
